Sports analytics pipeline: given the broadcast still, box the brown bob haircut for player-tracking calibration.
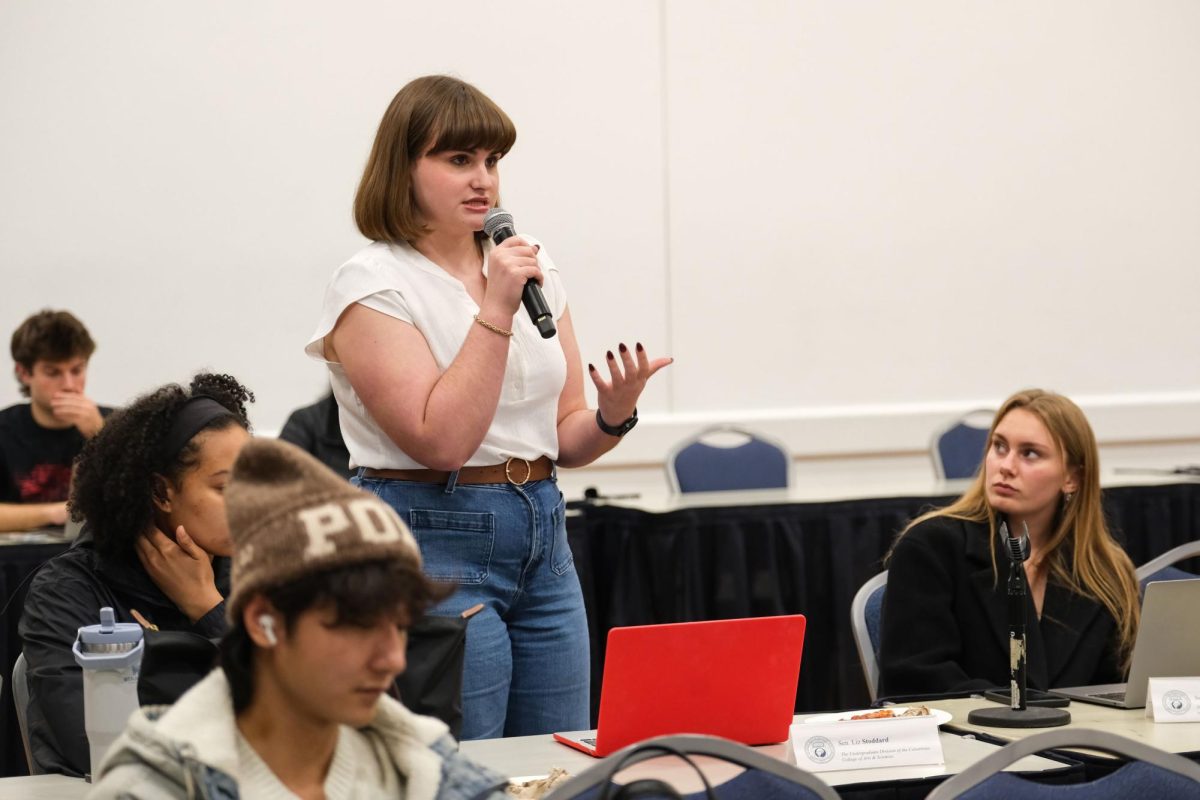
[11,310,96,396]
[354,75,517,245]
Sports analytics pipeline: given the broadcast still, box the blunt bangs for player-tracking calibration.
[418,85,516,158]
[355,75,517,244]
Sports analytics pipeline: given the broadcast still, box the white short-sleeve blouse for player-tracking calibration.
[306,237,568,470]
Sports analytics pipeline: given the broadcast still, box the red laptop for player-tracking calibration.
[553,615,806,757]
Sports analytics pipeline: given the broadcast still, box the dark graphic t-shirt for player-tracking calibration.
[0,403,111,503]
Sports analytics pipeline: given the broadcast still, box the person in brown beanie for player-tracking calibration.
[88,439,509,800]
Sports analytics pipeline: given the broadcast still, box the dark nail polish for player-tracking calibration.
[636,342,644,353]
[618,343,628,354]
[588,363,596,372]
[607,350,615,360]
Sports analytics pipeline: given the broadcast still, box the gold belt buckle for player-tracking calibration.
[504,457,532,486]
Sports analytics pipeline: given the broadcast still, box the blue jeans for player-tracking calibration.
[355,472,590,739]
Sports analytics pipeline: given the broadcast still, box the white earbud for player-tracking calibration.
[258,614,278,647]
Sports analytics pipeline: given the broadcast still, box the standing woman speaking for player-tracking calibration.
[307,75,669,739]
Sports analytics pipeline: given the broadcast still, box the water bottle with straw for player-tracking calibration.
[72,606,144,777]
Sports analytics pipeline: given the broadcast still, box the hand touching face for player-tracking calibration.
[18,356,102,435]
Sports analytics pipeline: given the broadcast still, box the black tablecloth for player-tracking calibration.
[567,481,1200,723]
[0,541,69,777]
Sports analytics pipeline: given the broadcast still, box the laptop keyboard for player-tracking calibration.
[580,738,597,747]
[1093,691,1126,702]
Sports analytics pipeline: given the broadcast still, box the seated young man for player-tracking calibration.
[90,439,510,799]
[1,309,110,532]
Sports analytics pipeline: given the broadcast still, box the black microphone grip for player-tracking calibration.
[1008,575,1027,711]
[485,219,557,339]
[1004,522,1029,712]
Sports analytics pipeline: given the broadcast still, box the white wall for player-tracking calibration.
[3,1,1198,493]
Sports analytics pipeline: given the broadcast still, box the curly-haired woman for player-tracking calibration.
[18,373,253,777]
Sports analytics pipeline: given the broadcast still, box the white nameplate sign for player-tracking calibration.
[790,718,943,773]
[1145,677,1200,723]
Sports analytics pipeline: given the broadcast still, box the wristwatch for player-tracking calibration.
[596,407,638,437]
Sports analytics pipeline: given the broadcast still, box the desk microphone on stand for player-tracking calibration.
[967,520,1071,728]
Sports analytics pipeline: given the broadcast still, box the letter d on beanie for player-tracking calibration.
[223,438,421,620]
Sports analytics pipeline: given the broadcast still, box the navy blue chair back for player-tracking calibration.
[955,760,1200,799]
[1136,540,1200,595]
[667,427,789,493]
[926,729,1200,800]
[865,585,885,655]
[545,734,840,800]
[932,417,992,480]
[1140,565,1198,591]
[850,571,888,701]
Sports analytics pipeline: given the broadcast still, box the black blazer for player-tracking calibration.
[877,515,1123,700]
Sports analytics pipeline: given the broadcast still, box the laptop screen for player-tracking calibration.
[593,615,806,752]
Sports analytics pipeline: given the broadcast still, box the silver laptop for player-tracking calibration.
[1052,578,1200,708]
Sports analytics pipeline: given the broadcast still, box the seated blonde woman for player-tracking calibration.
[878,389,1139,699]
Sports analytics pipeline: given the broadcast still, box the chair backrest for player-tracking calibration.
[930,410,994,480]
[850,571,888,702]
[13,651,37,774]
[666,426,790,494]
[925,728,1200,799]
[544,734,840,800]
[1136,539,1200,590]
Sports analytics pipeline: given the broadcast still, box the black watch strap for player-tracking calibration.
[596,407,638,437]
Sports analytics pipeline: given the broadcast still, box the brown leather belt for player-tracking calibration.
[362,455,553,486]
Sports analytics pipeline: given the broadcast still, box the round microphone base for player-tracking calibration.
[967,705,1071,728]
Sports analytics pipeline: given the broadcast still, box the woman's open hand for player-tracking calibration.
[588,342,672,427]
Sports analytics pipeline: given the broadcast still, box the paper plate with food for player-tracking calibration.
[803,705,952,726]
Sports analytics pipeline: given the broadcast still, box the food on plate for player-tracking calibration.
[507,767,572,798]
[849,705,931,721]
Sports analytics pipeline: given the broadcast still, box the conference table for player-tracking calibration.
[565,472,1200,718]
[0,713,1073,799]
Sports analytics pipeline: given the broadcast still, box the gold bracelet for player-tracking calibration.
[473,314,513,337]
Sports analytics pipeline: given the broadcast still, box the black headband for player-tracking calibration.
[159,396,236,465]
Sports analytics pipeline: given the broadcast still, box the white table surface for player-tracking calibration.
[575,471,1198,514]
[0,530,72,547]
[0,773,88,799]
[0,712,1067,799]
[936,695,1200,758]
[461,711,1067,792]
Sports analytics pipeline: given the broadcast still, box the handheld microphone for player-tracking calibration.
[483,208,557,339]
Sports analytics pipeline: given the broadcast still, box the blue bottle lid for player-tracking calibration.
[76,607,143,653]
